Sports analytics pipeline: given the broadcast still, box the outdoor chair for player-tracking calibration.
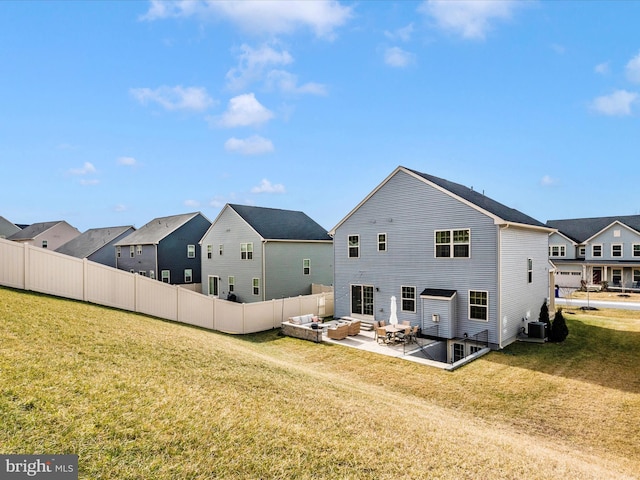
[348,320,361,336]
[373,321,380,340]
[379,320,386,327]
[376,327,389,344]
[327,324,349,340]
[407,326,419,344]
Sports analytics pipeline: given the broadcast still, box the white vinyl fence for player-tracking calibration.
[0,238,333,334]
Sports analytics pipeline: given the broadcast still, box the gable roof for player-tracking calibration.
[114,212,206,246]
[0,216,21,238]
[331,166,550,233]
[228,204,331,241]
[56,226,135,258]
[546,215,640,243]
[7,220,77,241]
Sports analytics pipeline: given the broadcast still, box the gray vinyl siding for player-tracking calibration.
[586,224,640,261]
[421,296,456,339]
[263,241,333,300]
[201,208,263,302]
[334,170,499,340]
[548,232,576,260]
[116,244,157,276]
[499,226,550,347]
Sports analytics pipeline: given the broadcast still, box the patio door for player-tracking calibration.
[208,275,219,297]
[351,284,374,318]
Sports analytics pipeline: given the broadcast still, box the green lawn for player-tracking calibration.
[1,286,639,479]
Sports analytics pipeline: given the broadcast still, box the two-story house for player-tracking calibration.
[330,166,554,355]
[200,204,333,303]
[114,212,211,286]
[547,215,640,290]
[0,216,21,239]
[56,226,136,268]
[7,220,80,250]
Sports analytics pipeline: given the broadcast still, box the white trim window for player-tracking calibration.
[187,244,196,258]
[252,278,260,296]
[469,290,488,321]
[130,246,135,258]
[136,245,143,256]
[401,286,416,313]
[378,233,387,252]
[241,243,253,260]
[184,269,193,283]
[303,259,311,275]
[228,276,235,292]
[207,245,213,259]
[611,244,623,257]
[161,270,170,283]
[527,258,533,283]
[549,245,566,257]
[612,269,622,286]
[435,229,470,258]
[116,246,121,258]
[592,244,602,257]
[348,235,360,258]
[633,269,640,285]
[42,240,48,249]
[578,246,586,258]
[633,244,640,257]
[219,244,224,256]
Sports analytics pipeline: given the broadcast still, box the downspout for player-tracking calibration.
[497,224,509,349]
[262,239,267,301]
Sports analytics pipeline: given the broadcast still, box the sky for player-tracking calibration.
[1,0,640,233]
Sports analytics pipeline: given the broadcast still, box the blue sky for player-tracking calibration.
[2,1,640,232]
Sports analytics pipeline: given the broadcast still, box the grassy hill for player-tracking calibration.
[1,286,639,479]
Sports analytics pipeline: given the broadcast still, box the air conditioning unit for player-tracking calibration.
[527,321,546,339]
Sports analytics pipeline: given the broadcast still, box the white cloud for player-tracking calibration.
[141,0,352,40]
[594,62,610,75]
[419,0,517,40]
[540,175,558,187]
[625,51,640,83]
[184,199,200,208]
[226,43,294,91]
[209,196,227,209]
[251,178,285,194]
[384,23,414,42]
[114,204,127,212]
[117,156,137,166]
[590,89,638,116]
[225,135,274,155]
[384,47,415,68]
[265,70,327,95]
[216,93,274,127]
[69,162,97,175]
[130,85,215,112]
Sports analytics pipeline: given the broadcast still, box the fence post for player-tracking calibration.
[23,243,30,291]
[82,258,88,302]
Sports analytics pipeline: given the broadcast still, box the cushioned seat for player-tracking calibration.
[327,324,349,340]
[348,320,361,336]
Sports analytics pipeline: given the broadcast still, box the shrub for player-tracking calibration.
[550,308,569,342]
[539,300,551,339]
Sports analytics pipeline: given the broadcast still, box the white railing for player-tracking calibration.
[0,238,333,334]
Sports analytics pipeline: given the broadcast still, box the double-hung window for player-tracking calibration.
[184,269,193,283]
[435,229,470,258]
[549,245,566,257]
[303,259,311,275]
[527,258,533,283]
[241,243,253,260]
[378,233,387,252]
[401,286,416,312]
[187,244,196,258]
[612,244,623,257]
[207,245,213,259]
[592,244,602,257]
[469,290,488,321]
[633,244,640,257]
[130,246,135,258]
[252,278,260,296]
[348,235,360,258]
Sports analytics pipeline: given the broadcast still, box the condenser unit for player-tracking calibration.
[527,321,546,339]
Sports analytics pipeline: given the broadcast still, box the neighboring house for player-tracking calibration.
[0,216,21,239]
[547,215,640,290]
[55,226,136,268]
[114,212,211,285]
[7,220,80,250]
[330,166,554,355]
[200,204,333,303]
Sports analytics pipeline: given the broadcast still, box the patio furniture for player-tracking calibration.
[348,320,361,336]
[327,324,349,340]
[376,327,389,344]
[407,326,419,344]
